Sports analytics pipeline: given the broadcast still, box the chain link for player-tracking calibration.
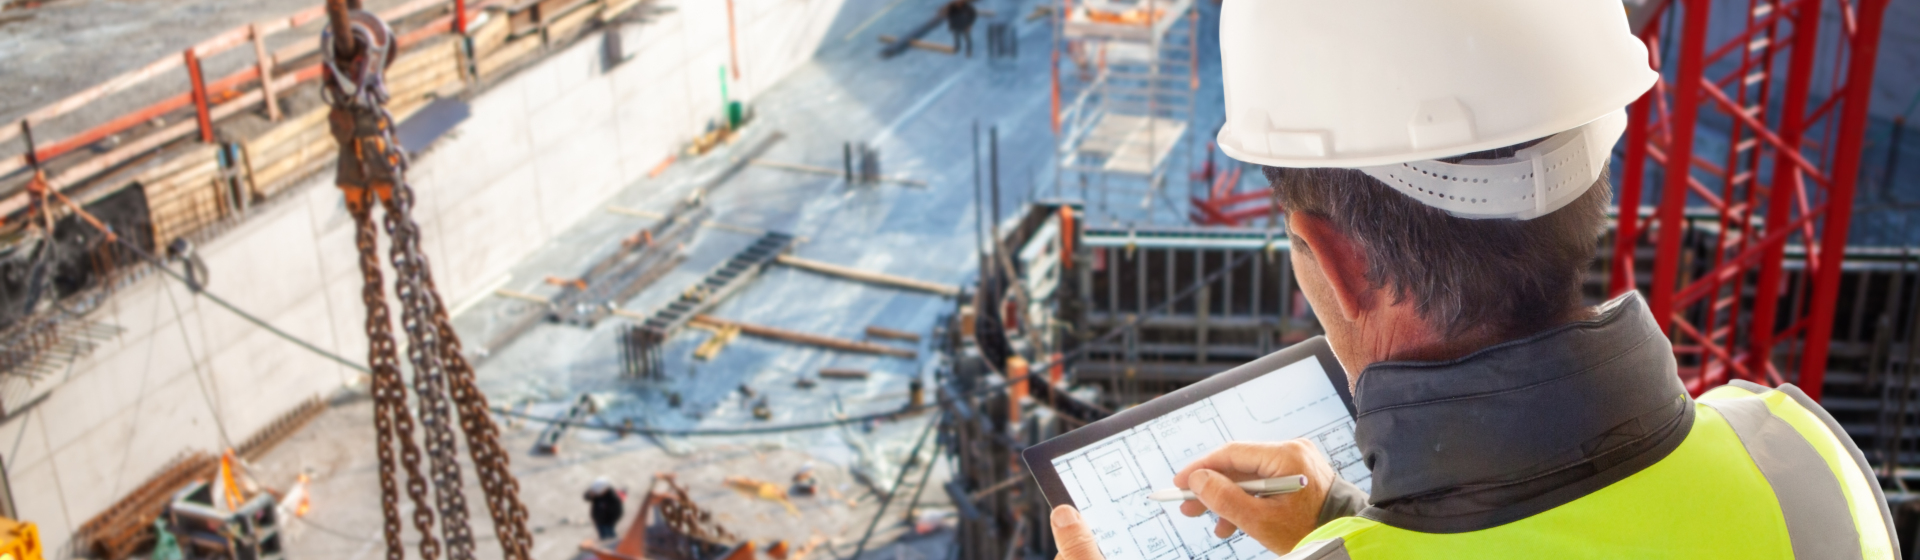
[350,190,442,560]
[325,7,534,558]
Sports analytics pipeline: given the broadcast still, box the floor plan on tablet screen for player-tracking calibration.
[1049,357,1371,560]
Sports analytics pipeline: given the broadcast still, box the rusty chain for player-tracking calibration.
[350,189,441,560]
[323,4,533,559]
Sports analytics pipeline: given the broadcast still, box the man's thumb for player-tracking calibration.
[1051,505,1105,560]
[1189,470,1261,521]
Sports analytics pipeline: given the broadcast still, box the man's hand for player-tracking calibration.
[1050,505,1104,560]
[1173,440,1338,553]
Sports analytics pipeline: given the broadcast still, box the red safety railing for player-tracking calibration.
[0,0,474,218]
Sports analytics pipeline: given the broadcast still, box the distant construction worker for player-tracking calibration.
[943,0,977,57]
[1045,0,1898,558]
[584,477,626,542]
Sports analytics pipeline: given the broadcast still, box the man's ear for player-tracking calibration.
[1289,214,1374,320]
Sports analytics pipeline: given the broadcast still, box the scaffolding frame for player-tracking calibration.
[1050,0,1199,223]
[1610,0,1893,400]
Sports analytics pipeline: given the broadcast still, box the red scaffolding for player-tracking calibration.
[1609,0,1892,400]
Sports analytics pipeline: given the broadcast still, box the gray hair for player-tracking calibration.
[1264,146,1612,339]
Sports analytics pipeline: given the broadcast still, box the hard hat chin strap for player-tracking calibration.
[1357,110,1628,221]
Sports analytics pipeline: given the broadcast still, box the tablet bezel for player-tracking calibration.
[1020,335,1352,509]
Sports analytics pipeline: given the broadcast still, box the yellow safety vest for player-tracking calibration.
[1287,381,1899,559]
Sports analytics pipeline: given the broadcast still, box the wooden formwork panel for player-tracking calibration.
[388,39,464,119]
[241,105,332,198]
[140,146,229,248]
[479,33,544,79]
[545,0,602,44]
[472,11,513,60]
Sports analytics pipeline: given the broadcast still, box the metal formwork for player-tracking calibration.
[1609,0,1893,400]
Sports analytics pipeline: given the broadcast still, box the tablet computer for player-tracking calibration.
[1020,336,1370,560]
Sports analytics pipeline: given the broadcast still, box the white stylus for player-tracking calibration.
[1144,475,1308,502]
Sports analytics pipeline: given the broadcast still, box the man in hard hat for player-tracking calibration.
[1048,0,1898,558]
[944,0,978,57]
[584,477,626,542]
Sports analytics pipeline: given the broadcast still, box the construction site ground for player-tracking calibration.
[238,0,1086,558]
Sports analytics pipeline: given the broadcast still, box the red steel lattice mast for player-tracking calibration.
[1609,0,1892,401]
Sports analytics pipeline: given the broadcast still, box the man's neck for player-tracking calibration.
[1360,304,1591,367]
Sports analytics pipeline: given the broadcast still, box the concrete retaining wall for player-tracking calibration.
[0,0,844,553]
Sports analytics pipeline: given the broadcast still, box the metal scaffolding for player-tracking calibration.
[1050,0,1198,223]
[1609,0,1893,400]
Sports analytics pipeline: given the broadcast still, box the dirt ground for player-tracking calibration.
[244,397,958,560]
[0,0,415,142]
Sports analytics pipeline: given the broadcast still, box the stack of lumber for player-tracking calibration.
[476,11,539,78]
[239,105,332,200]
[385,37,465,119]
[140,145,231,249]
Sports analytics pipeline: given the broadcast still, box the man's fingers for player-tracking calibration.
[1174,441,1313,488]
[1212,518,1238,539]
[1189,469,1266,525]
[1178,499,1207,517]
[1051,505,1105,560]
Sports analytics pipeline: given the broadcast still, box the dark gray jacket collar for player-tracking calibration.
[1351,292,1694,533]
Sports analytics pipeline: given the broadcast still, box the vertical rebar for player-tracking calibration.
[990,126,1001,246]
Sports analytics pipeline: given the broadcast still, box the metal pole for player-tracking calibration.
[974,123,986,263]
[1611,69,1654,297]
[1646,0,1709,337]
[184,49,215,144]
[1747,0,1825,381]
[990,126,1002,247]
[901,429,945,523]
[19,121,38,171]
[1799,0,1892,399]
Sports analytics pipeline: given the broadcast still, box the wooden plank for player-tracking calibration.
[545,0,602,41]
[773,255,959,296]
[819,368,870,379]
[472,10,513,57]
[688,315,917,358]
[864,326,921,342]
[192,26,256,58]
[140,145,226,246]
[749,159,926,186]
[251,24,282,121]
[478,34,543,77]
[877,34,956,54]
[599,0,642,22]
[495,289,553,304]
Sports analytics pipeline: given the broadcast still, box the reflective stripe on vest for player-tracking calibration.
[1291,383,1897,559]
[1279,538,1351,560]
[1698,395,1861,560]
[1710,381,1901,559]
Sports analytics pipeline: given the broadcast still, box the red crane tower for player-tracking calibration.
[1609,0,1893,400]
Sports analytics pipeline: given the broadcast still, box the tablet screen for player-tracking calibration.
[1047,356,1370,560]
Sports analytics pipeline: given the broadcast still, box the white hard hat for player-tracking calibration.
[1217,0,1657,220]
[590,477,611,493]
